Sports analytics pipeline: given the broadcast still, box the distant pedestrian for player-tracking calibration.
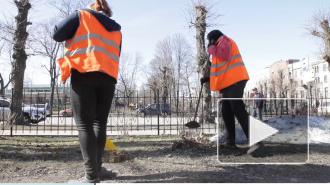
[53,0,121,183]
[252,88,264,121]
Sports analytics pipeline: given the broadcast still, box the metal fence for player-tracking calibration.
[1,90,330,136]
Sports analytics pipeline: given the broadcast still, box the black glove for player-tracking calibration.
[200,77,210,85]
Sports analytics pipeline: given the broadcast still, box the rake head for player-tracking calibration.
[184,121,201,129]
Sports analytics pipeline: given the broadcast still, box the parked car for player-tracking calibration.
[137,104,171,117]
[32,104,51,117]
[0,98,45,124]
[59,108,73,117]
[318,101,330,116]
[0,98,10,122]
[22,103,45,123]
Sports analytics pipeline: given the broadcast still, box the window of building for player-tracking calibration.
[294,71,297,77]
[325,76,328,83]
[301,91,304,98]
[324,64,327,71]
[325,87,328,98]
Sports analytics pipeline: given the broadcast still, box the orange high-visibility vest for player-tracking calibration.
[57,10,122,83]
[210,36,249,91]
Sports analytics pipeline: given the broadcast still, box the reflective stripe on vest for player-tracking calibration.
[210,61,245,76]
[65,32,120,50]
[57,10,122,83]
[210,36,249,91]
[64,45,120,62]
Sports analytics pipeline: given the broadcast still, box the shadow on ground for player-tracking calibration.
[115,164,330,183]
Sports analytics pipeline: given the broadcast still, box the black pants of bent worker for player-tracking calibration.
[70,69,116,180]
[221,80,249,145]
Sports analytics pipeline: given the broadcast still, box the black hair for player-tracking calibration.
[207,30,224,41]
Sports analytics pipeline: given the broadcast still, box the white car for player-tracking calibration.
[22,103,45,123]
[0,98,45,124]
[32,104,51,117]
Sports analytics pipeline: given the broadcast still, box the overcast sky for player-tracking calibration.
[0,0,329,85]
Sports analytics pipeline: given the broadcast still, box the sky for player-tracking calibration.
[0,0,330,85]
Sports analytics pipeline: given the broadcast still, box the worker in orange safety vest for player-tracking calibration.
[52,0,121,183]
[201,30,262,153]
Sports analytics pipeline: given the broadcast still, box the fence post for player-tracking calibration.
[157,90,160,136]
[10,88,13,137]
[136,90,138,131]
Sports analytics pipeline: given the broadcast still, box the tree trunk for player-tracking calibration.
[9,0,31,125]
[195,6,212,124]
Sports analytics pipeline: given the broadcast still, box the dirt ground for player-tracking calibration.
[0,135,329,183]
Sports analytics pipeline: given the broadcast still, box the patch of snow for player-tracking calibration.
[210,115,330,145]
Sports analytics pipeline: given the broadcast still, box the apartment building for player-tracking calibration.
[246,57,330,101]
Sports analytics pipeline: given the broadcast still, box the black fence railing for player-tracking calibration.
[1,91,330,136]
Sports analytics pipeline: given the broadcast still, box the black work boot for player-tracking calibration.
[247,142,264,155]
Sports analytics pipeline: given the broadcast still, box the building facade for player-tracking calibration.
[246,57,330,103]
[5,84,70,106]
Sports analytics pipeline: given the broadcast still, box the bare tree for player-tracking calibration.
[0,16,13,97]
[48,0,91,18]
[31,19,62,114]
[0,33,9,97]
[307,9,330,70]
[151,37,173,104]
[0,47,13,97]
[271,69,289,115]
[145,34,194,111]
[116,52,143,106]
[9,0,32,125]
[186,0,222,124]
[172,34,193,109]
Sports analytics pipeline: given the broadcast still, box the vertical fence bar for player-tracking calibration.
[143,90,146,131]
[136,90,139,131]
[115,90,119,134]
[36,92,39,135]
[10,88,13,137]
[200,92,204,132]
[62,94,65,134]
[22,89,25,134]
[44,91,46,133]
[29,87,32,133]
[157,90,160,136]
[182,91,185,135]
[150,90,152,130]
[169,91,173,134]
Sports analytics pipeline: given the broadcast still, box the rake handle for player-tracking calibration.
[193,54,211,122]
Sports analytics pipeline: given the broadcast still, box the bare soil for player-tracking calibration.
[0,135,329,183]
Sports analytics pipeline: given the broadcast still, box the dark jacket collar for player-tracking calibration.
[80,9,121,32]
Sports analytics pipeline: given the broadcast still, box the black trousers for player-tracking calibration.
[70,70,116,180]
[221,80,249,144]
